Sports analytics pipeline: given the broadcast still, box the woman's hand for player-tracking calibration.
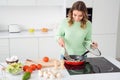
[58,38,65,47]
[91,42,98,49]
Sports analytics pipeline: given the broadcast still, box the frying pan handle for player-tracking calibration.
[81,51,89,56]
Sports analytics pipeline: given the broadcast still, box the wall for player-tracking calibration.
[92,0,119,34]
[0,6,64,30]
[116,0,120,58]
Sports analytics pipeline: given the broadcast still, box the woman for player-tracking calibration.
[56,1,98,56]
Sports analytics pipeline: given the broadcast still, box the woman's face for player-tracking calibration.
[72,10,83,22]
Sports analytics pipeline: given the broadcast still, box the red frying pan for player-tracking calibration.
[64,43,101,66]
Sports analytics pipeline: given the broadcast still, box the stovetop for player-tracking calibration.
[64,57,120,75]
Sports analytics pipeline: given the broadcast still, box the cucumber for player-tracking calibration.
[22,72,31,80]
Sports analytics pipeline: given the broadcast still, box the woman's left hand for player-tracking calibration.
[91,42,98,49]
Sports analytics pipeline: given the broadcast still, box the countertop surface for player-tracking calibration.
[0,30,56,38]
[0,57,120,80]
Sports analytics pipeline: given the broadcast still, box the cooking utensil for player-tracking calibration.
[63,47,75,61]
[83,42,101,56]
[25,59,60,68]
[64,51,89,66]
[63,41,102,66]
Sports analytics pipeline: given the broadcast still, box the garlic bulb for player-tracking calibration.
[38,70,43,77]
[56,72,62,78]
[49,74,56,79]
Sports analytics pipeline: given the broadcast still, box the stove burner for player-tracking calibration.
[107,67,114,72]
[65,57,120,75]
[98,65,114,72]
[65,62,100,75]
[92,65,101,73]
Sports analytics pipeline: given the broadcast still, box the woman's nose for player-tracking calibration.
[75,17,80,21]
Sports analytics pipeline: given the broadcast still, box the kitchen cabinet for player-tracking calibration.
[36,0,64,6]
[0,39,9,62]
[7,0,35,6]
[9,37,61,60]
[9,38,39,61]
[0,0,7,6]
[87,34,116,58]
[92,0,119,34]
[38,37,61,59]
[0,0,64,6]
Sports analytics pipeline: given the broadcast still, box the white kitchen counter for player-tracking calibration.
[0,57,120,80]
[0,30,56,38]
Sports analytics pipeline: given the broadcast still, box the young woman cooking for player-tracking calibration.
[56,1,98,56]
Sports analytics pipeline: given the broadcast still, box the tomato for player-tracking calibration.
[23,65,29,71]
[43,56,49,62]
[26,67,33,73]
[30,64,37,71]
[36,64,42,70]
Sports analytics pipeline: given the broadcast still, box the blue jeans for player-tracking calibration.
[60,54,64,60]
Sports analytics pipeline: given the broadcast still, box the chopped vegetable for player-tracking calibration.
[43,56,49,62]
[23,65,29,71]
[36,64,42,70]
[6,62,22,75]
[22,72,31,80]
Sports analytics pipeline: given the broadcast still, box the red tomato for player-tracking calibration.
[26,67,33,73]
[23,65,29,71]
[36,64,42,70]
[30,64,37,71]
[43,56,49,62]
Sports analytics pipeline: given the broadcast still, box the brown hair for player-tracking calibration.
[68,1,88,29]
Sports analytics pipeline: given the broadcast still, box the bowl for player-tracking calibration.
[10,69,23,75]
[6,59,19,64]
[5,62,23,75]
[6,56,19,64]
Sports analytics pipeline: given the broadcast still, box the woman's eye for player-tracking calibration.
[79,15,82,17]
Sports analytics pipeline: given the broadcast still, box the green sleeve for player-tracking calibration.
[56,19,65,41]
[84,21,92,49]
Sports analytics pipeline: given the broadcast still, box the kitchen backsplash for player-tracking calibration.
[0,6,63,31]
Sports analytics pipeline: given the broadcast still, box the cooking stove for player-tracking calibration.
[64,57,120,75]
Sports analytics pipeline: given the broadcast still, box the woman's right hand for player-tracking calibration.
[58,38,65,47]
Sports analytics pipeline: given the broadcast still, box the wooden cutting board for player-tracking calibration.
[25,59,61,68]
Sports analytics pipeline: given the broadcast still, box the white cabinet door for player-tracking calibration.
[0,39,9,62]
[0,0,7,6]
[36,0,64,6]
[38,37,61,59]
[10,38,39,61]
[92,0,119,34]
[7,0,35,6]
[87,34,116,58]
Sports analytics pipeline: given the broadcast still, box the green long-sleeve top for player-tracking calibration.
[56,18,92,55]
